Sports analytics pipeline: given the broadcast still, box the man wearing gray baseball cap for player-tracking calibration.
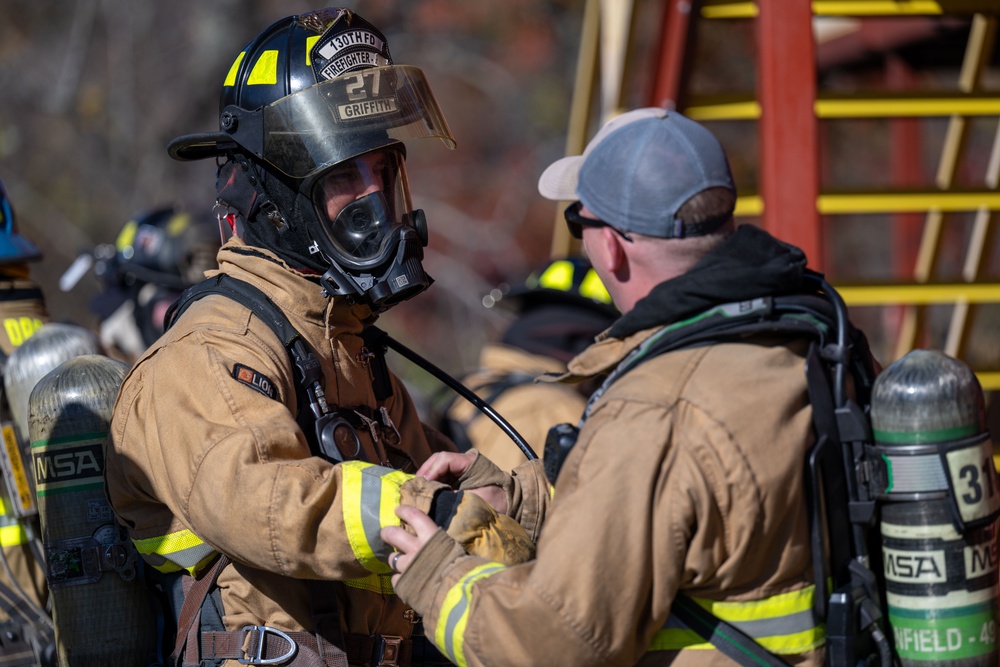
[380,108,880,666]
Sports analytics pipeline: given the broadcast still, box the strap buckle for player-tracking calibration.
[372,634,402,667]
[238,625,297,665]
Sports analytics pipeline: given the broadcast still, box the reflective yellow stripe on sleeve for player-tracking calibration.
[651,586,824,655]
[434,562,507,667]
[342,572,394,595]
[0,496,29,546]
[132,528,218,575]
[341,461,413,580]
[0,524,27,547]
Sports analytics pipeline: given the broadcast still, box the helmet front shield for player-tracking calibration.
[170,65,455,175]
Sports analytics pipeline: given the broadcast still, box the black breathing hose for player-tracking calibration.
[365,327,539,461]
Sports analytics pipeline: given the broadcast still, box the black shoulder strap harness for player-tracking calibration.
[572,272,892,667]
[166,273,539,463]
[164,273,394,465]
[162,275,403,666]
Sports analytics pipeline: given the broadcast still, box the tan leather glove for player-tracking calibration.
[438,491,535,565]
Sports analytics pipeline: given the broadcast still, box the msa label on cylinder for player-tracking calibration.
[32,433,105,496]
[883,546,947,584]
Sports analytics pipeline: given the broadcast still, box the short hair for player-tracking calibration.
[676,187,737,228]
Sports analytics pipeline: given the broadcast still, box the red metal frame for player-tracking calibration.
[649,0,699,110]
[757,0,822,269]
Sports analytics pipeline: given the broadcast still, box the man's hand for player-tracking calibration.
[417,451,508,514]
[383,496,535,582]
[382,505,441,586]
[416,451,477,483]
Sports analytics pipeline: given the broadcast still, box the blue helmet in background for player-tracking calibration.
[0,178,42,265]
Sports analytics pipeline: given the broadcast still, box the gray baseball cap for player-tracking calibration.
[538,107,736,239]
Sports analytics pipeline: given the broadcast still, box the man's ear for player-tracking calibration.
[601,226,629,279]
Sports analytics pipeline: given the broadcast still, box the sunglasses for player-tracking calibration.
[564,202,632,242]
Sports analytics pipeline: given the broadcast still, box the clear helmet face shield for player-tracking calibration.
[207,65,455,180]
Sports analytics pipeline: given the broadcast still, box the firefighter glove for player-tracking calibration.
[432,490,535,565]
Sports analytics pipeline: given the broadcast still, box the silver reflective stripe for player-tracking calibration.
[665,605,818,637]
[439,563,507,666]
[359,465,394,562]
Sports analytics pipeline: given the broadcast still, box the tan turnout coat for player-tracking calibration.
[106,238,453,664]
[445,343,588,472]
[398,324,824,667]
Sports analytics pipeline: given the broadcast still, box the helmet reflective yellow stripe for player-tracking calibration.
[132,528,218,575]
[305,36,321,66]
[651,586,824,655]
[434,562,507,667]
[224,52,246,87]
[115,219,139,253]
[525,257,613,307]
[165,212,191,237]
[248,50,279,86]
[534,260,575,293]
[579,269,611,304]
[341,460,412,575]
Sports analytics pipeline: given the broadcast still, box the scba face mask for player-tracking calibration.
[310,148,431,312]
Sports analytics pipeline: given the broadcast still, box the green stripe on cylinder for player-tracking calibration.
[874,424,980,445]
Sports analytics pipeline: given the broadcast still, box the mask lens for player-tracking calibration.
[313,149,413,265]
[332,192,394,260]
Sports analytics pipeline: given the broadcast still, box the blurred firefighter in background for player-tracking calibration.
[438,256,617,471]
[0,176,54,666]
[61,206,221,364]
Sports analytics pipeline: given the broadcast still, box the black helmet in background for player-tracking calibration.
[90,207,221,357]
[501,256,617,319]
[167,7,455,313]
[0,177,43,268]
[486,257,619,364]
[110,207,220,291]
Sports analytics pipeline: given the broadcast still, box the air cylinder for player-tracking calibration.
[28,355,157,667]
[872,349,999,666]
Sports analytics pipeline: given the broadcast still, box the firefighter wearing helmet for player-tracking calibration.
[438,257,617,471]
[104,8,463,667]
[90,206,221,364]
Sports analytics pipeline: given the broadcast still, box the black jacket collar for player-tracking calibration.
[609,224,808,339]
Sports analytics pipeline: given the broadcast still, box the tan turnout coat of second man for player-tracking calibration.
[401,325,825,666]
